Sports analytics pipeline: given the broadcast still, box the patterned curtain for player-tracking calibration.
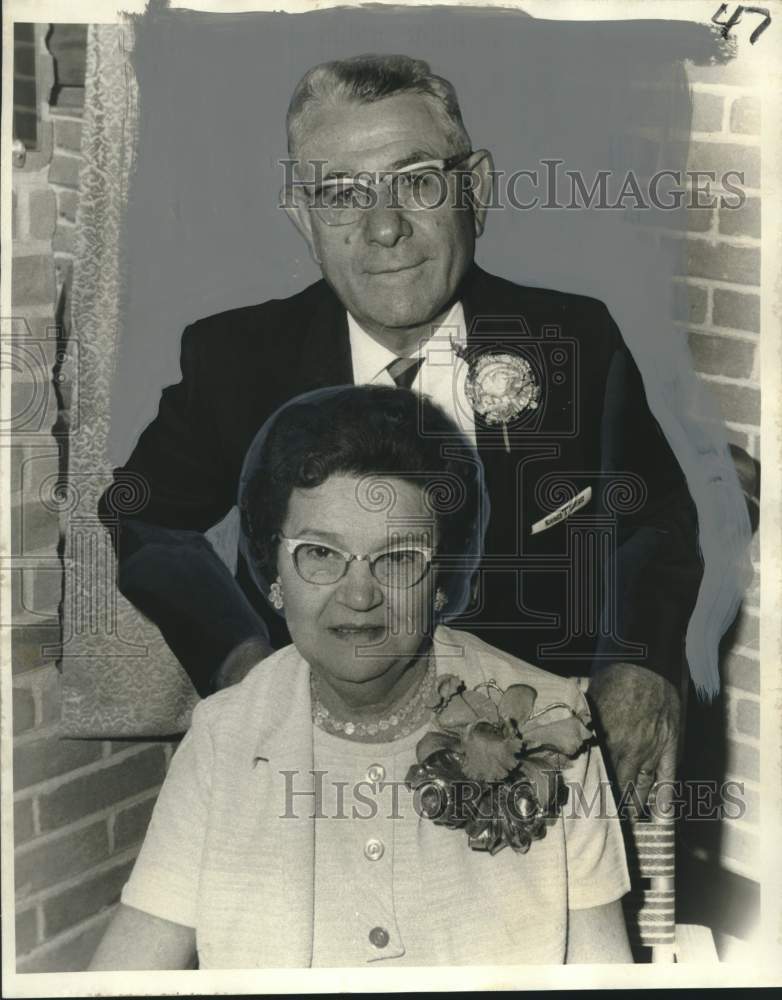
[60,22,199,736]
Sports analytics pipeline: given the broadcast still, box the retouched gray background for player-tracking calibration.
[113,3,725,463]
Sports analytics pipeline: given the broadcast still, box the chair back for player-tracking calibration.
[622,792,676,963]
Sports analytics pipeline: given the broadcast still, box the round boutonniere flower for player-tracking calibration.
[464,353,541,451]
[405,675,593,855]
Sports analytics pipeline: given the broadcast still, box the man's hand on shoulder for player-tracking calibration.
[212,635,275,692]
[587,662,680,811]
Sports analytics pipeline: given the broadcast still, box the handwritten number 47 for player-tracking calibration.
[711,4,771,44]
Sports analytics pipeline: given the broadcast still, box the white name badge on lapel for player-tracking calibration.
[531,486,592,535]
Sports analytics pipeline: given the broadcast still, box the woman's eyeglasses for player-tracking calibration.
[279,535,433,588]
[306,151,474,227]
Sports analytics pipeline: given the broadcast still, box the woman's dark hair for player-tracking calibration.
[238,385,488,617]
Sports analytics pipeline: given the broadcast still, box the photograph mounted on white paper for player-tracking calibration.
[2,0,780,993]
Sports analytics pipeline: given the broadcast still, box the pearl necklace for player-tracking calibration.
[311,659,437,742]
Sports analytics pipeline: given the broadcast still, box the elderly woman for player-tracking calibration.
[90,386,631,969]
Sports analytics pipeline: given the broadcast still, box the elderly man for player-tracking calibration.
[101,54,703,800]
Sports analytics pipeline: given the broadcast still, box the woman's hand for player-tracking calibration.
[88,903,196,970]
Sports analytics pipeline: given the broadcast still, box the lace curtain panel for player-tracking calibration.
[60,23,199,736]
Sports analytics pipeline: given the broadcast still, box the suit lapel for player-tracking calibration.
[460,266,521,463]
[299,283,353,390]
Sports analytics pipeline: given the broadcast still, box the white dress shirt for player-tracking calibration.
[347,302,476,445]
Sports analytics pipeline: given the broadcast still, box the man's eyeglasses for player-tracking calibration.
[279,534,434,588]
[306,151,474,227]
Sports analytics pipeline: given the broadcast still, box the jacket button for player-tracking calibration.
[369,926,390,949]
[364,837,385,861]
[367,763,385,783]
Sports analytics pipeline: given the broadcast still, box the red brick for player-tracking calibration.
[672,283,707,325]
[113,796,158,851]
[38,747,167,831]
[11,447,61,500]
[16,907,39,956]
[12,254,56,306]
[11,570,35,623]
[732,610,759,650]
[730,97,760,135]
[735,698,759,739]
[685,205,713,233]
[14,45,36,77]
[739,786,759,826]
[54,256,73,289]
[50,27,87,88]
[17,911,112,973]
[13,314,62,346]
[13,686,36,735]
[47,154,81,190]
[11,498,61,556]
[688,332,755,379]
[43,860,135,938]
[54,119,83,153]
[719,197,760,239]
[715,421,752,452]
[40,669,61,726]
[725,740,759,782]
[691,92,724,133]
[29,190,57,240]
[12,620,60,675]
[57,190,79,223]
[14,77,36,110]
[720,823,759,871]
[744,566,760,609]
[702,380,760,426]
[10,379,58,437]
[687,141,760,189]
[13,734,103,791]
[14,798,35,844]
[15,821,108,897]
[55,87,85,112]
[712,288,760,333]
[687,60,754,86]
[670,238,760,286]
[30,565,63,615]
[721,425,749,452]
[52,227,79,255]
[724,651,760,694]
[15,110,38,148]
[37,120,54,158]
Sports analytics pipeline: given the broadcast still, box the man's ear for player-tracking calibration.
[466,149,495,238]
[281,185,321,264]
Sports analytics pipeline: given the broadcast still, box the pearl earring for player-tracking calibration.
[269,577,284,611]
[434,588,448,612]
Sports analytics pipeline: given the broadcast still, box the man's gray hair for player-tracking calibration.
[287,54,472,156]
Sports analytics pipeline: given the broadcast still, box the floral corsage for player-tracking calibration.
[405,675,593,855]
[463,352,541,451]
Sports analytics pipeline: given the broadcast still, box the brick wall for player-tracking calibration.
[13,23,39,149]
[10,24,171,973]
[676,67,761,881]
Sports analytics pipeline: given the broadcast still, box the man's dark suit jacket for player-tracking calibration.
[99,266,703,697]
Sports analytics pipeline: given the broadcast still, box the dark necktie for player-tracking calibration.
[386,356,424,390]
